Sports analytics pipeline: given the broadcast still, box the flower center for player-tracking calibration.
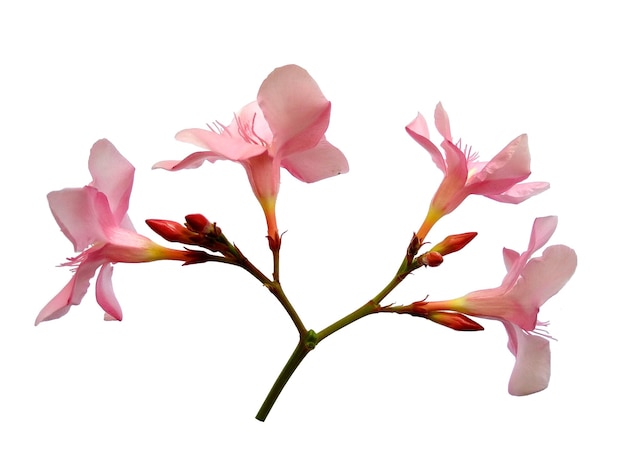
[235,113,268,147]
[207,114,269,148]
[455,138,479,162]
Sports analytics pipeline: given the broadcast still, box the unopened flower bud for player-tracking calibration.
[185,213,222,237]
[145,219,203,244]
[430,232,477,256]
[184,213,210,232]
[427,311,484,331]
[419,251,444,267]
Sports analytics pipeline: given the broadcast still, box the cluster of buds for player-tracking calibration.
[413,232,477,268]
[146,214,232,256]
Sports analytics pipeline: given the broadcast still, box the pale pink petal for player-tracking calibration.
[153,151,226,171]
[35,277,75,325]
[35,254,102,324]
[504,322,551,395]
[441,140,469,181]
[434,102,453,141]
[257,65,330,157]
[428,141,470,214]
[118,214,135,232]
[281,138,349,183]
[511,245,577,311]
[500,216,558,291]
[485,181,550,203]
[95,262,123,321]
[502,247,520,272]
[467,135,531,195]
[175,128,265,161]
[406,112,431,140]
[88,139,135,224]
[527,216,559,254]
[405,114,445,172]
[47,187,108,252]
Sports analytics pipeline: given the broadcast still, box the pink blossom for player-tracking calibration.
[422,216,577,394]
[406,103,549,240]
[153,64,349,244]
[37,140,206,325]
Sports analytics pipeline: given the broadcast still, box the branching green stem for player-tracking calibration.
[254,254,427,420]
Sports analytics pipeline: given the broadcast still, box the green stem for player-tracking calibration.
[225,242,307,337]
[255,245,426,420]
[256,330,317,421]
[316,258,413,342]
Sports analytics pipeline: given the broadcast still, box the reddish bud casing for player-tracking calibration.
[146,219,202,244]
[430,232,478,256]
[419,251,444,267]
[427,311,484,331]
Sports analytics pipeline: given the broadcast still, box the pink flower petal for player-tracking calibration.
[428,141,470,214]
[486,181,550,203]
[88,139,135,225]
[95,262,123,321]
[434,102,453,141]
[511,245,577,311]
[405,114,445,173]
[500,216,558,291]
[175,127,265,161]
[528,216,559,254]
[467,135,531,195]
[35,253,102,324]
[504,322,551,395]
[502,247,520,272]
[35,277,75,325]
[257,65,331,158]
[153,151,226,171]
[281,138,349,183]
[47,187,108,252]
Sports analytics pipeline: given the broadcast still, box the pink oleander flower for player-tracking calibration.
[37,139,208,325]
[420,216,577,395]
[406,103,549,241]
[153,64,349,247]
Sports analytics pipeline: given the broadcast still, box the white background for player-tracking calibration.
[1,1,623,468]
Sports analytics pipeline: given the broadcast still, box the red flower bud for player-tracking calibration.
[430,232,478,256]
[185,213,222,237]
[427,311,484,331]
[145,219,203,245]
[185,213,210,232]
[419,251,444,267]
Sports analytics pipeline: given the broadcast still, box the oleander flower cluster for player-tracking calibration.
[38,64,576,420]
